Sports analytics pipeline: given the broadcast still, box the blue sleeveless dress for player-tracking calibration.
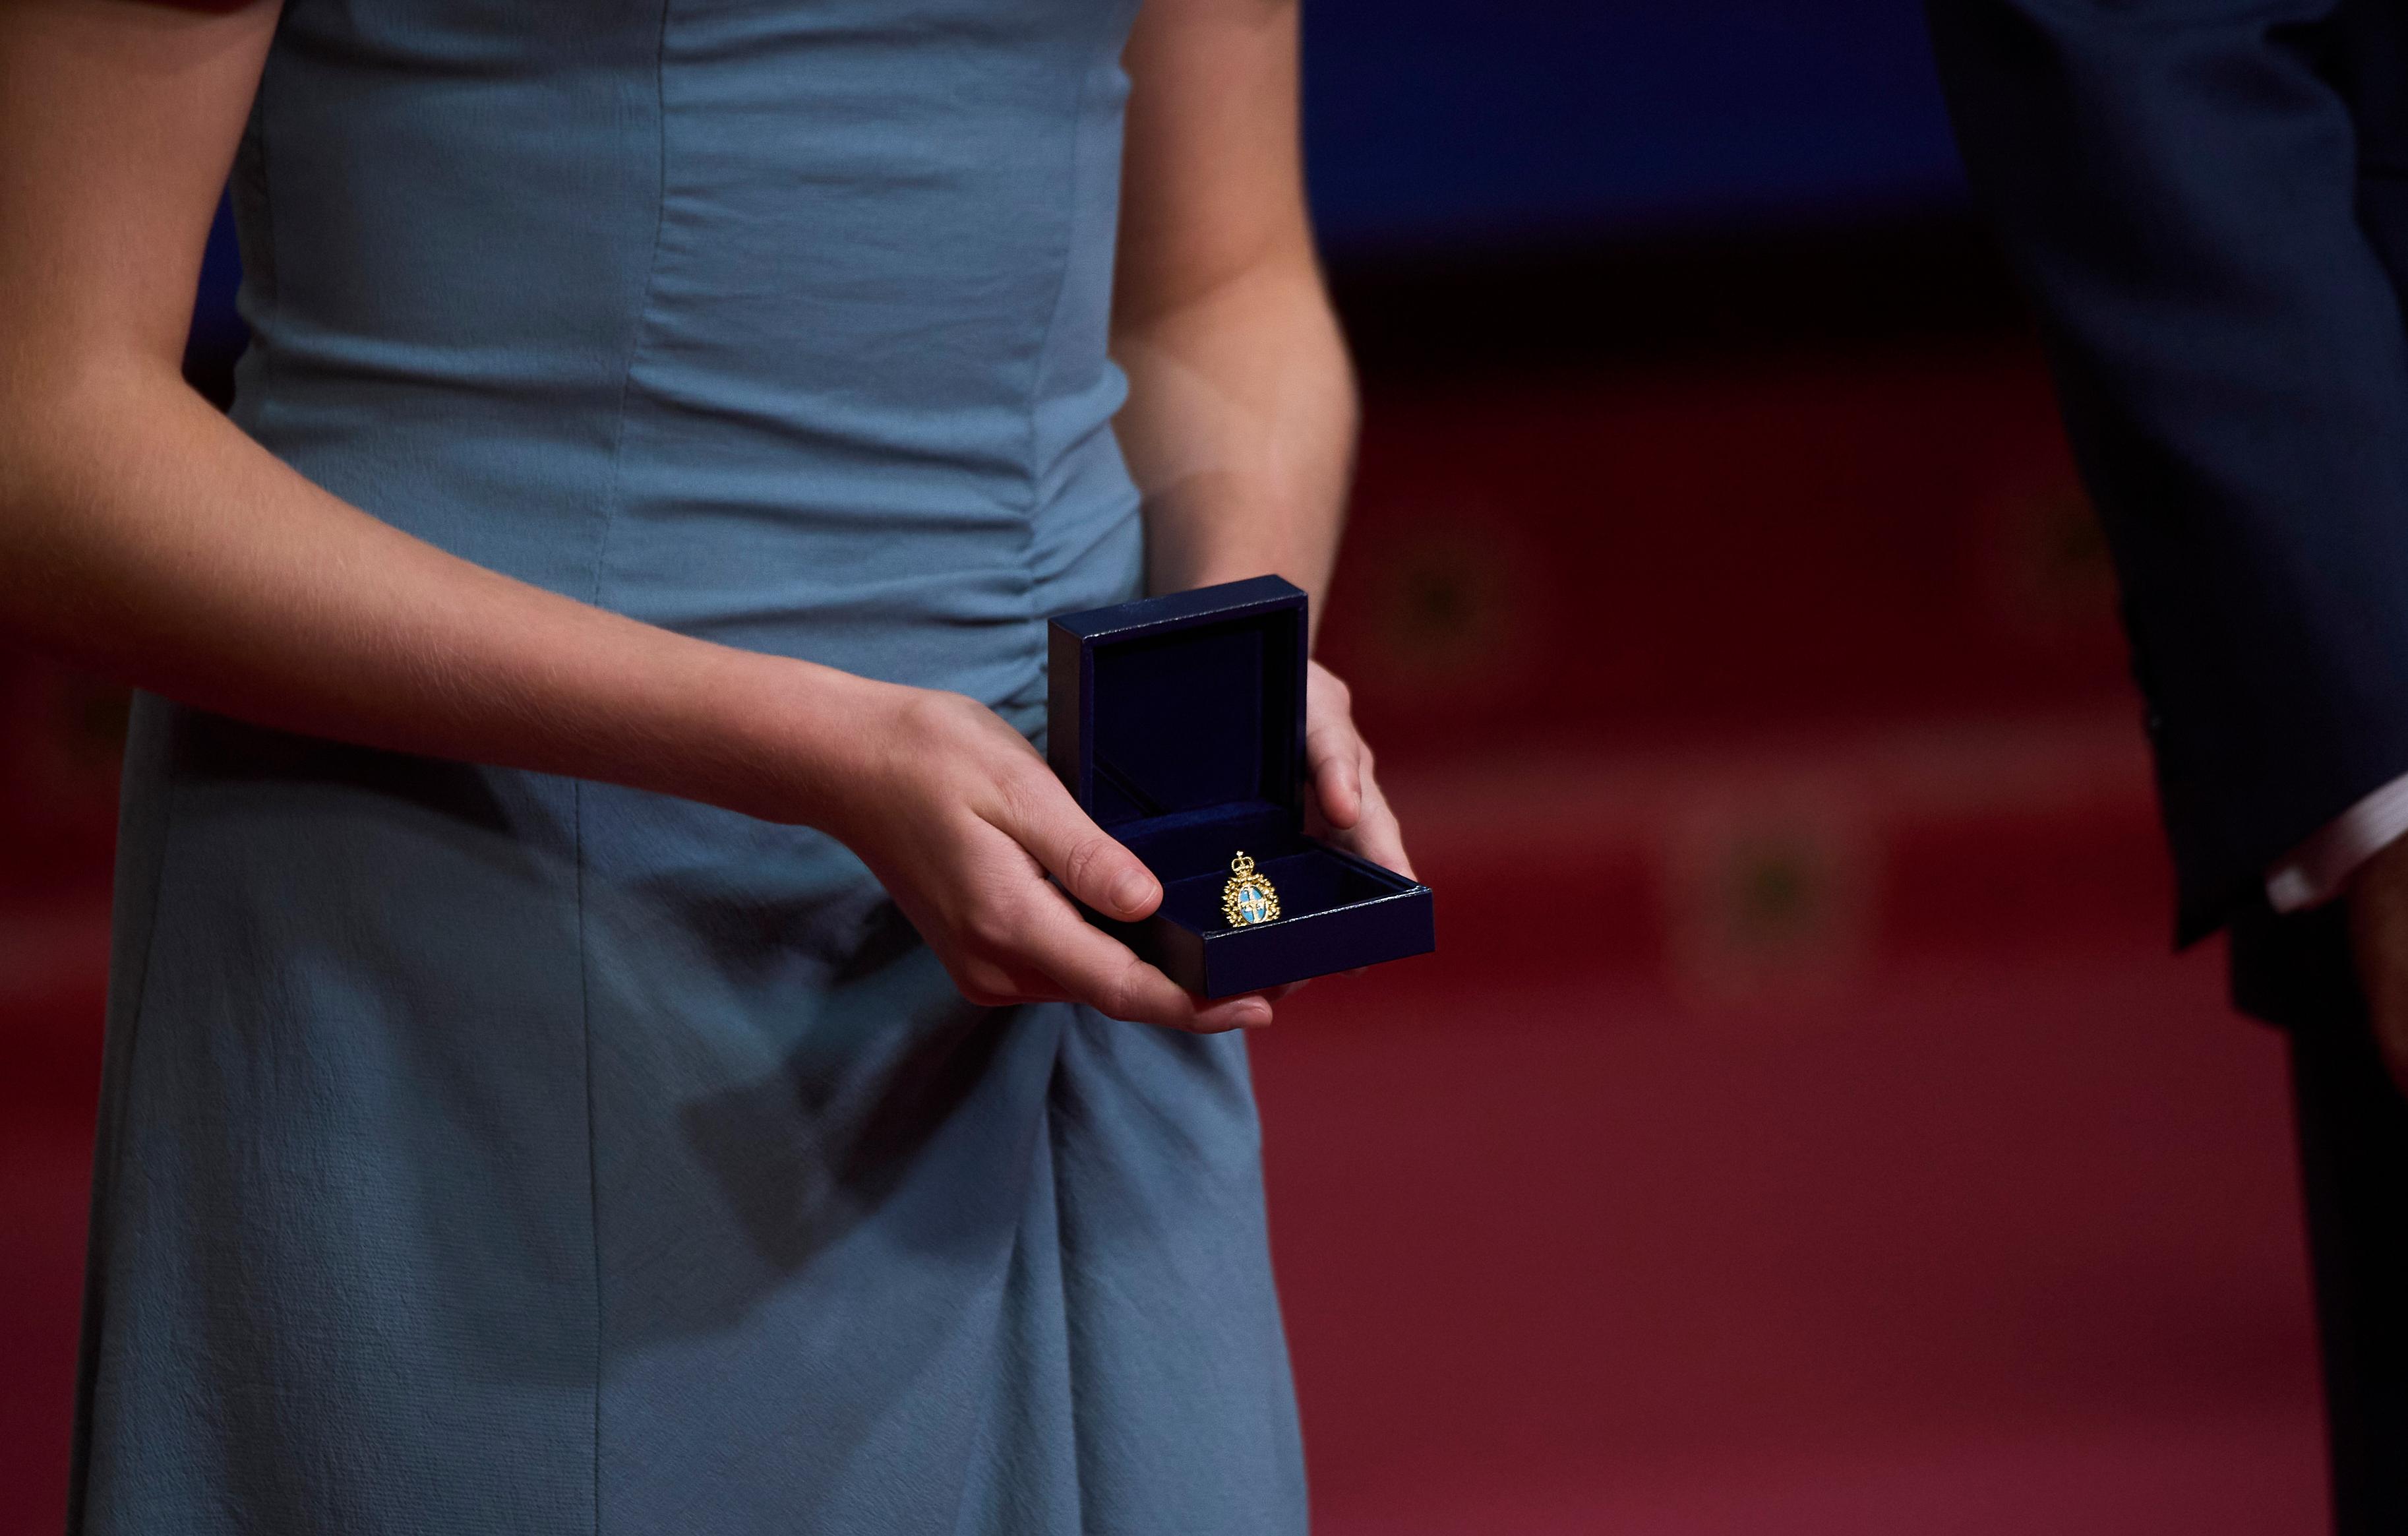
[68,1,1306,1531]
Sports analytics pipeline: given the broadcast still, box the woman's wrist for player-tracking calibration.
[1139,496,1333,610]
[1151,545,1323,602]
[633,638,903,832]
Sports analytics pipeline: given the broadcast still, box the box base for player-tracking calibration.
[1095,840,1435,999]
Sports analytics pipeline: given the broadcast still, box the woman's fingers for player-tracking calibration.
[960,787,1269,1030]
[1341,768,1414,880]
[1018,894,1272,1031]
[1304,669,1364,830]
[1308,739,1362,829]
[864,691,1288,1027]
[996,764,1162,920]
[1306,723,1362,828]
[1303,663,1412,878]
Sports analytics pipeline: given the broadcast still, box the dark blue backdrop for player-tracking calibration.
[1302,0,1963,251]
[191,3,1966,356]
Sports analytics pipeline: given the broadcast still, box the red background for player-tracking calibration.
[0,332,2327,1531]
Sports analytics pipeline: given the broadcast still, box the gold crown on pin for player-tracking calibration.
[1222,851,1281,927]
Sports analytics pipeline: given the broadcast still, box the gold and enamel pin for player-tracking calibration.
[1222,851,1281,927]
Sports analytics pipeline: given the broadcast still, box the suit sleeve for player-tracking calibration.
[1927,0,2408,943]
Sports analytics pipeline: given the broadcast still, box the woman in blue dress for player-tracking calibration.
[0,0,1410,1529]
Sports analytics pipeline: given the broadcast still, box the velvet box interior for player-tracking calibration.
[1047,575,1435,999]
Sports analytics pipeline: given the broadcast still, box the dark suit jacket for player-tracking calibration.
[1929,0,2408,1016]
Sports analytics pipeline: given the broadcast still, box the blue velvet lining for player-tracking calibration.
[1157,845,1405,933]
[1088,615,1301,832]
[1116,803,1296,880]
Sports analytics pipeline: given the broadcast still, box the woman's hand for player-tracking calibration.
[812,683,1276,1033]
[1304,660,1412,878]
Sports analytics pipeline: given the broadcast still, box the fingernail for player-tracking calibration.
[1112,869,1155,913]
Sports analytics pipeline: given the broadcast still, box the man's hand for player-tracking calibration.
[2346,834,2408,1095]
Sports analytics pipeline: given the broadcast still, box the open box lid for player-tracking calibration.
[1048,575,1434,997]
[1046,575,1306,866]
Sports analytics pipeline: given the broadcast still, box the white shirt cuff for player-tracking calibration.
[2266,771,2408,912]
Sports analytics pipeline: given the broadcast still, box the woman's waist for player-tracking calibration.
[245,390,1141,669]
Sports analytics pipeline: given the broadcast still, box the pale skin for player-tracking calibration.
[0,0,1408,1033]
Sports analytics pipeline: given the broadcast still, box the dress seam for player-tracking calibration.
[592,10,674,614]
[1018,55,1108,1524]
[582,3,676,1530]
[1044,1054,1093,1536]
[573,779,602,1536]
[1010,53,1105,708]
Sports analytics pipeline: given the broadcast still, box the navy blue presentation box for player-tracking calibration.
[1047,575,1436,999]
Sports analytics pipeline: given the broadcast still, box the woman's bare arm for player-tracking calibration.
[0,0,1271,1031]
[1114,0,1355,611]
[1114,0,1408,875]
[0,0,858,820]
